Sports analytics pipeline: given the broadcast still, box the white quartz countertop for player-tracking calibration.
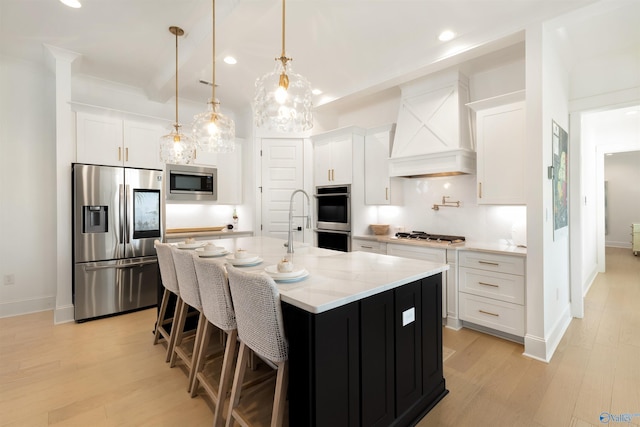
[354,234,527,256]
[178,236,448,314]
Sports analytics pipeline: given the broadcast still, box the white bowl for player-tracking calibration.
[234,249,251,259]
[277,259,294,273]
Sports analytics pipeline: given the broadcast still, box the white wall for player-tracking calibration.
[539,24,572,361]
[604,151,640,248]
[0,55,57,317]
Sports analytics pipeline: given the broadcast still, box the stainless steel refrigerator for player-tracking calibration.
[72,163,163,321]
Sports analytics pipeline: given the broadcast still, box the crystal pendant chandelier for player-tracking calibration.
[159,26,196,164]
[192,0,236,153]
[254,0,313,132]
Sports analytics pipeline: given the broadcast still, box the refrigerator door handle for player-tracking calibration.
[125,184,131,244]
[118,184,125,245]
[84,259,157,272]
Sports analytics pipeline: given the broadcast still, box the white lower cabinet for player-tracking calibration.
[387,244,448,320]
[351,237,387,254]
[458,250,526,338]
[445,249,459,328]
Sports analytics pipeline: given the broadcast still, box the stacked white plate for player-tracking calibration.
[264,265,309,283]
[225,254,263,266]
[195,247,229,257]
[177,242,204,249]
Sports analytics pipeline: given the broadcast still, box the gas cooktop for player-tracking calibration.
[395,231,465,244]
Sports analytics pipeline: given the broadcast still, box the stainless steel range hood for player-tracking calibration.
[389,70,476,178]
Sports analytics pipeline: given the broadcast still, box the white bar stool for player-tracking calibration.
[170,246,206,392]
[225,264,289,427]
[192,257,238,427]
[153,241,182,362]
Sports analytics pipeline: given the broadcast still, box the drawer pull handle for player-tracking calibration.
[479,309,499,317]
[361,245,373,249]
[479,282,499,288]
[478,261,499,266]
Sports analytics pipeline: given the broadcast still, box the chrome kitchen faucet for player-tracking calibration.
[286,189,312,253]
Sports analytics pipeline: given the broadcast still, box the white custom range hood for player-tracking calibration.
[389,70,476,178]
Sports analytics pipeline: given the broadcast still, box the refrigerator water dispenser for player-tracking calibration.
[83,206,108,233]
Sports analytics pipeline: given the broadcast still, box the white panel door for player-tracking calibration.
[260,139,307,244]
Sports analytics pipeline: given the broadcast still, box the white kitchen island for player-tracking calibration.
[178,236,450,427]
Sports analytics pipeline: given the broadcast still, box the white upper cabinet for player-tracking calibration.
[313,127,364,186]
[122,120,166,170]
[364,124,402,205]
[215,141,243,205]
[76,112,122,166]
[193,145,217,167]
[76,111,165,170]
[190,139,244,205]
[467,91,526,205]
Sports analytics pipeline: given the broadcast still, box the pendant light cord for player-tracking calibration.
[175,29,179,127]
[169,26,185,129]
[281,0,286,58]
[212,0,216,104]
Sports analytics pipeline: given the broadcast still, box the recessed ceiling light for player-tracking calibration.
[438,30,456,42]
[312,89,323,95]
[223,56,237,65]
[60,0,81,8]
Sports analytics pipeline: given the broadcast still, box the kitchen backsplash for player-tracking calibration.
[165,203,246,230]
[369,174,526,245]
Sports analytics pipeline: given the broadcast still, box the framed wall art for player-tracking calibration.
[552,120,568,238]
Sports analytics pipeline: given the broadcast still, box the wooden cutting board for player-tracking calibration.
[166,226,227,234]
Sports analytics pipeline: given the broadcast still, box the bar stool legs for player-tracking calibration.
[225,341,289,427]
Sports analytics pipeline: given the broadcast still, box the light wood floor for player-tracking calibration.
[1,247,638,427]
[419,247,640,427]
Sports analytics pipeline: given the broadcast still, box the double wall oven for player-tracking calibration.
[315,184,351,252]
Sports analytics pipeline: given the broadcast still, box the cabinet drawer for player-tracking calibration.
[459,293,524,337]
[386,244,446,264]
[458,251,524,275]
[458,267,524,305]
[352,239,386,254]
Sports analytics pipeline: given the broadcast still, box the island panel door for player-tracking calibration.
[395,279,423,415]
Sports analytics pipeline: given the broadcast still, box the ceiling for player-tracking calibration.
[1,0,638,116]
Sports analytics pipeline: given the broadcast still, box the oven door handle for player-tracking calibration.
[314,229,351,235]
[314,193,350,198]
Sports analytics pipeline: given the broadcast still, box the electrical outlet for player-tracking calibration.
[3,274,15,286]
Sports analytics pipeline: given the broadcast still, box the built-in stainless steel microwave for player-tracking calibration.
[165,164,217,201]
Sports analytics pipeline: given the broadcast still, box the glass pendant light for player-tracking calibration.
[254,0,313,132]
[192,0,236,153]
[159,26,196,164]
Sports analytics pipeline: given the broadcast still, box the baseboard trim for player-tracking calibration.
[523,334,549,362]
[523,306,573,362]
[445,316,462,330]
[461,321,524,344]
[0,296,55,319]
[583,267,599,298]
[54,304,75,324]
